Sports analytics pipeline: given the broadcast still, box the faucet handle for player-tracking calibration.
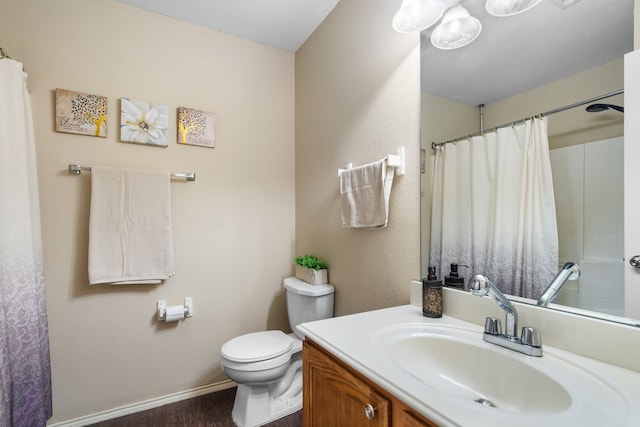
[484,317,502,335]
[521,327,542,348]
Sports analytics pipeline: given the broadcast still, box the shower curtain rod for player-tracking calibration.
[431,89,624,149]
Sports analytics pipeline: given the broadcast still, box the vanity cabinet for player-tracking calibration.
[303,339,437,427]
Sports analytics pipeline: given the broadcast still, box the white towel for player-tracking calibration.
[88,166,175,285]
[339,159,394,228]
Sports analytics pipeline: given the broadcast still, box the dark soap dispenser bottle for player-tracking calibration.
[444,263,466,289]
[422,266,443,318]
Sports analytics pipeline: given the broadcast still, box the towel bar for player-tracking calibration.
[338,146,405,177]
[68,164,196,182]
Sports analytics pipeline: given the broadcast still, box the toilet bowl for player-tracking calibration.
[220,277,334,427]
[221,330,295,385]
[221,331,303,427]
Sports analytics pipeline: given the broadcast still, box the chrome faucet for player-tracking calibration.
[469,274,543,357]
[537,262,581,307]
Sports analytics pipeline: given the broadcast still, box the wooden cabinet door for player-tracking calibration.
[303,340,390,427]
[393,399,439,427]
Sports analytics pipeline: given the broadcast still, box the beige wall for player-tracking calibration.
[295,0,421,316]
[422,57,624,151]
[0,0,295,423]
[486,58,624,149]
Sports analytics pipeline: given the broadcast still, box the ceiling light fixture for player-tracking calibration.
[393,0,541,50]
[392,0,445,33]
[485,0,543,17]
[430,6,482,50]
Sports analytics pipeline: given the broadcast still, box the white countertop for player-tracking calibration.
[298,304,640,427]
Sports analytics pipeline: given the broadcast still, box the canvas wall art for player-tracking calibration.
[177,106,216,148]
[120,98,169,147]
[55,88,108,137]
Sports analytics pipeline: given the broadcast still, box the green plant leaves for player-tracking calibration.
[295,254,327,270]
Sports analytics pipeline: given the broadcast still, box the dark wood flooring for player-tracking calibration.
[86,387,302,427]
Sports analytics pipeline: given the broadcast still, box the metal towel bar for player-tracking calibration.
[67,164,196,182]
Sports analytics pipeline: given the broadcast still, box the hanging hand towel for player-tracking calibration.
[340,159,394,228]
[88,166,175,285]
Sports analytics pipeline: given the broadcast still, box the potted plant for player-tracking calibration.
[295,254,328,285]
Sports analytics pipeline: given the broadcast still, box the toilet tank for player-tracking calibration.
[283,277,335,340]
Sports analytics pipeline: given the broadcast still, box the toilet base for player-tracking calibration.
[225,334,305,426]
[231,378,302,427]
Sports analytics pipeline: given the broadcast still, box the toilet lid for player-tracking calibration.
[221,330,293,363]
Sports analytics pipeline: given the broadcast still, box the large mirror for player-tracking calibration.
[420,0,637,325]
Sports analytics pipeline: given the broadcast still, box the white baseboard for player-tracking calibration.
[47,380,237,427]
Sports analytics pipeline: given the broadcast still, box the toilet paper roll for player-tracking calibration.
[165,305,185,322]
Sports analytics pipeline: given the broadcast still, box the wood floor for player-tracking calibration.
[86,387,302,427]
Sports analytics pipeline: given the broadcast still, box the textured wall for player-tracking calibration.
[295,0,421,316]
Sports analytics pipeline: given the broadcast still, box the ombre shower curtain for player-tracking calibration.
[0,57,52,425]
[430,117,558,299]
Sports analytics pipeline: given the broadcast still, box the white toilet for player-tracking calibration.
[221,277,335,427]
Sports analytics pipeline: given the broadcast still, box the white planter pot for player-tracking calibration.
[295,265,328,285]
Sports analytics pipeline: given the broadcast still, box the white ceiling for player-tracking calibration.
[115,0,340,52]
[115,0,633,105]
[422,0,634,104]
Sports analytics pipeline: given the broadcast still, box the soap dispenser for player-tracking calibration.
[422,266,443,318]
[444,263,467,289]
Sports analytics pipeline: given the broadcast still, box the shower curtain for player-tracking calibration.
[0,58,52,425]
[430,117,558,299]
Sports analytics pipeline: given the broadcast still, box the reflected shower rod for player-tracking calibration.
[432,89,624,149]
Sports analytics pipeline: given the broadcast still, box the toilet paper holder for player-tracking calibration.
[157,297,193,321]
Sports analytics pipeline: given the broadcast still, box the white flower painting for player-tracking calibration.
[120,98,169,147]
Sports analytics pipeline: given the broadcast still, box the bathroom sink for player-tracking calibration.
[374,323,626,418]
[299,305,640,426]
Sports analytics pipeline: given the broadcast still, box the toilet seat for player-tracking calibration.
[221,330,293,373]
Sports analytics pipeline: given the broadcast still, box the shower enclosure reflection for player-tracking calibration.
[550,136,624,316]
